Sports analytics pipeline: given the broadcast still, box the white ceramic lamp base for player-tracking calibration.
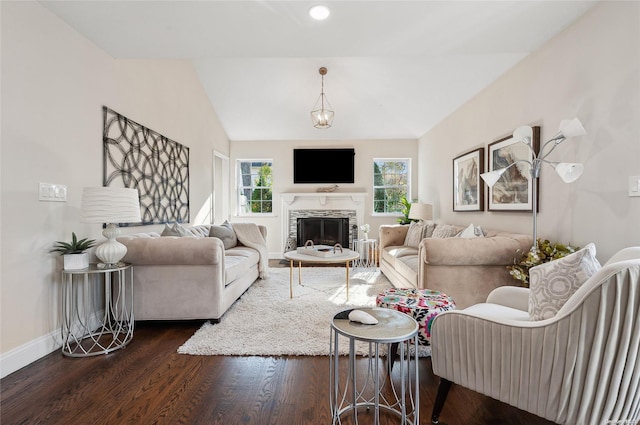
[95,223,127,267]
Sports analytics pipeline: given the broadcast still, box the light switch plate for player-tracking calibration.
[39,182,67,202]
[629,176,640,197]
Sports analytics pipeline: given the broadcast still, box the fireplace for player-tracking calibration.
[297,217,351,248]
[280,192,366,256]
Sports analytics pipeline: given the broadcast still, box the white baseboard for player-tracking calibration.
[1,311,103,379]
[0,330,60,379]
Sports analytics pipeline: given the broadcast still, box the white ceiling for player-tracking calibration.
[40,1,597,141]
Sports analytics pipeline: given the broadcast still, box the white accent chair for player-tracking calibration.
[430,247,640,425]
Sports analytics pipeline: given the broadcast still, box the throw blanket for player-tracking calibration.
[232,222,269,279]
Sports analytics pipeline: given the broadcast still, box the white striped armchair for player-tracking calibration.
[430,246,640,425]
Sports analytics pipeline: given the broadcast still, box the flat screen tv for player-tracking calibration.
[293,148,355,184]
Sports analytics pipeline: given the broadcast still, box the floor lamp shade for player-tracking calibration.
[80,187,141,266]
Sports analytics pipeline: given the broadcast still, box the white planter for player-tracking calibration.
[63,253,89,270]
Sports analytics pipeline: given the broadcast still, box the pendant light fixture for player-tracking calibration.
[311,67,334,129]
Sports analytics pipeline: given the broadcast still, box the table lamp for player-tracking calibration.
[80,187,141,267]
[408,203,433,223]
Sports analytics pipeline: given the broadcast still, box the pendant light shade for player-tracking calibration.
[311,67,334,129]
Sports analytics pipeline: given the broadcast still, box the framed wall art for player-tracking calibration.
[453,147,484,211]
[487,126,540,211]
[103,106,190,225]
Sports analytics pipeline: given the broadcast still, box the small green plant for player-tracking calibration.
[508,239,579,287]
[397,197,416,225]
[49,232,96,255]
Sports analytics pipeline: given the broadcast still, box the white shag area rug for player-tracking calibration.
[177,267,396,356]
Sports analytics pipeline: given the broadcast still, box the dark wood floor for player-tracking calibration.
[1,263,557,425]
[1,321,557,425]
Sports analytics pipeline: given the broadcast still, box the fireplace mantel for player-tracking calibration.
[281,192,366,206]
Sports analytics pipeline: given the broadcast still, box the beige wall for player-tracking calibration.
[230,139,418,255]
[418,2,640,262]
[0,2,229,375]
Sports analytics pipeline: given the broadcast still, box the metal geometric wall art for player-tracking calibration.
[103,106,190,225]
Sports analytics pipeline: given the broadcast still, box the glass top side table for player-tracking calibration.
[61,263,134,357]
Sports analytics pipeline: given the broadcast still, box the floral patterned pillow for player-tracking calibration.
[528,243,601,320]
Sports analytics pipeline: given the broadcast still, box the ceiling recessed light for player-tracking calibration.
[309,5,330,21]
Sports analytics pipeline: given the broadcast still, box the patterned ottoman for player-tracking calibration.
[376,288,456,346]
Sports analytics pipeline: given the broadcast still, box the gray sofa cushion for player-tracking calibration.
[225,246,260,284]
[395,256,419,284]
[209,220,238,249]
[381,246,418,268]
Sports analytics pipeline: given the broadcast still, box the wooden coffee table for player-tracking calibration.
[284,250,360,300]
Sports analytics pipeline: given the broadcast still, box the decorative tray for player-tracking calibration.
[296,241,345,257]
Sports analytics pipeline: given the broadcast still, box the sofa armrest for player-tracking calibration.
[419,235,531,266]
[119,236,224,265]
[486,286,530,311]
[379,224,409,249]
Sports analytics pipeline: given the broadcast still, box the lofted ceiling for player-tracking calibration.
[40,1,597,141]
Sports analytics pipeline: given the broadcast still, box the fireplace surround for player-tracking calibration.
[280,192,366,256]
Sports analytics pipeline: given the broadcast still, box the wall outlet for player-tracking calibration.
[39,182,67,202]
[629,176,640,197]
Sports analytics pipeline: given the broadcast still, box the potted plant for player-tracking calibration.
[508,239,579,287]
[397,197,416,225]
[50,232,96,270]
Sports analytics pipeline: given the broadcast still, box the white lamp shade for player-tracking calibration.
[408,203,433,221]
[555,162,584,183]
[80,187,141,266]
[559,118,586,139]
[512,125,533,144]
[80,187,141,224]
[480,168,507,187]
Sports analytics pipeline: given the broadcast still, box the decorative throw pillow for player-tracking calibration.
[458,223,485,238]
[424,223,437,238]
[188,225,211,238]
[209,220,238,249]
[403,222,426,248]
[161,223,191,237]
[528,243,601,320]
[432,224,459,239]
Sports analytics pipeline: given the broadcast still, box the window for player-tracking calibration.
[373,159,410,213]
[238,160,273,214]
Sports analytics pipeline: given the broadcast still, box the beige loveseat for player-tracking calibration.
[379,223,531,309]
[118,223,267,321]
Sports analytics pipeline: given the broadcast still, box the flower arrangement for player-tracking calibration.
[359,224,370,234]
[508,239,579,287]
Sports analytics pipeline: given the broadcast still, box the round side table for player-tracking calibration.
[330,307,419,425]
[353,238,379,271]
[61,263,134,357]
